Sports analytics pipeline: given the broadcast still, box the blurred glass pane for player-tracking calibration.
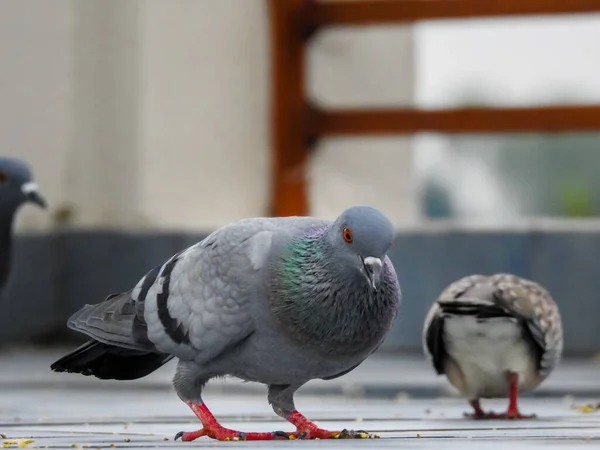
[416,14,600,108]
[308,26,414,108]
[414,133,600,219]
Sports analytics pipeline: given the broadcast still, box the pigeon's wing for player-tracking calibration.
[140,217,326,363]
[422,274,490,375]
[487,273,564,377]
[66,290,156,352]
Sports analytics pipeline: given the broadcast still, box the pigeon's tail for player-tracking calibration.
[50,290,174,380]
[50,340,173,380]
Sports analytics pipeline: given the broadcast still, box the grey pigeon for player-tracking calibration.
[423,273,563,419]
[0,157,46,294]
[51,206,401,441]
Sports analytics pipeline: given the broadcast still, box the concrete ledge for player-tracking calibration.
[2,224,599,355]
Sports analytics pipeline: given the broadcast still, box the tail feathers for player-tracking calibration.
[439,300,512,320]
[50,340,174,380]
[68,291,148,351]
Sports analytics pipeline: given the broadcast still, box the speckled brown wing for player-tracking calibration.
[488,273,564,378]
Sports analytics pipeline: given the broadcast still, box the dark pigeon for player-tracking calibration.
[51,205,401,441]
[0,157,46,294]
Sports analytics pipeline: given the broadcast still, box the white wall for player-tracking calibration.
[0,0,72,230]
[0,0,417,232]
[139,1,271,230]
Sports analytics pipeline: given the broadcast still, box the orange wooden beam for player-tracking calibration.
[307,0,600,27]
[307,105,600,136]
[268,0,600,217]
[268,0,312,217]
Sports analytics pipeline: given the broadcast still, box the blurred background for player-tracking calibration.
[1,0,600,357]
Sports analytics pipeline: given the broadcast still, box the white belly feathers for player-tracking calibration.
[444,315,537,398]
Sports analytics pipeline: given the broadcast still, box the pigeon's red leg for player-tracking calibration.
[286,410,340,439]
[174,401,286,441]
[499,372,536,420]
[464,374,536,420]
[285,410,374,439]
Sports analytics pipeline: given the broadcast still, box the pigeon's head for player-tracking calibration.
[329,206,395,291]
[0,157,46,212]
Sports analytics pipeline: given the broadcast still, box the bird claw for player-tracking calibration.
[272,431,290,440]
[174,431,184,441]
[296,431,309,440]
[337,429,379,439]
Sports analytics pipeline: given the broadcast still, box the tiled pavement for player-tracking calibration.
[1,348,600,449]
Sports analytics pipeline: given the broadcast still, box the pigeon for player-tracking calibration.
[51,205,401,441]
[0,157,46,293]
[423,273,563,419]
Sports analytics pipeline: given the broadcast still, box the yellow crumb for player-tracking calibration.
[2,439,35,449]
[575,404,600,413]
[417,433,422,438]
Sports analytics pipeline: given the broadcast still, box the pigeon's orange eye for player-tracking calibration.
[342,228,353,243]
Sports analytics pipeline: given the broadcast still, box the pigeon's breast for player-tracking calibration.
[207,321,374,385]
[267,249,400,359]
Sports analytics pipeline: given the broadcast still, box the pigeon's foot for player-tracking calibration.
[174,427,245,442]
[464,410,536,420]
[292,428,377,440]
[464,374,536,421]
[174,427,285,442]
[464,410,502,420]
[286,410,379,440]
[463,398,497,420]
[495,410,537,420]
[464,399,502,420]
[178,400,291,441]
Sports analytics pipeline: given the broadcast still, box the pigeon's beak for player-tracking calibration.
[21,182,47,209]
[362,256,382,291]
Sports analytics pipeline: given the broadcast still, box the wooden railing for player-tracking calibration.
[268,0,600,216]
